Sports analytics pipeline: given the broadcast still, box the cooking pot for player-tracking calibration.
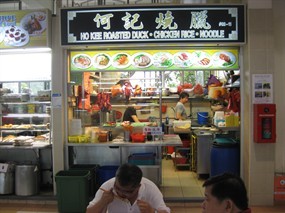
[100,110,116,124]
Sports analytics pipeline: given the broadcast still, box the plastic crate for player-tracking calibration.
[69,164,99,197]
[128,153,156,165]
[55,170,90,213]
[172,157,188,164]
[182,140,190,147]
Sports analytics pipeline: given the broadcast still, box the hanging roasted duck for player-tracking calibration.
[96,92,112,112]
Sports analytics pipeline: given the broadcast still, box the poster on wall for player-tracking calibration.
[0,9,51,49]
[252,74,273,103]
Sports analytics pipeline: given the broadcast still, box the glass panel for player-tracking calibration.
[1,82,18,93]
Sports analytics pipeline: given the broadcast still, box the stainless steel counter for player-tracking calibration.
[0,142,51,149]
[66,134,182,147]
[65,134,182,185]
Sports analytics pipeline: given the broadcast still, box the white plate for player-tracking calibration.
[3,26,29,47]
[20,11,47,36]
[72,54,92,69]
[192,51,212,67]
[212,51,236,67]
[132,52,153,68]
[173,52,193,68]
[0,27,4,43]
[112,53,131,69]
[93,53,111,69]
[152,52,173,68]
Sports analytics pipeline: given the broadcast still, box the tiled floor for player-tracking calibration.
[0,200,285,213]
[161,158,205,200]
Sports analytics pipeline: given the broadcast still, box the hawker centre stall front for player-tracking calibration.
[57,4,246,200]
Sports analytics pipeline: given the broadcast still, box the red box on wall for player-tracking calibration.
[254,104,276,143]
[274,174,285,201]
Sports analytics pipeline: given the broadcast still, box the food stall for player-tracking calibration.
[0,9,53,198]
[60,4,245,191]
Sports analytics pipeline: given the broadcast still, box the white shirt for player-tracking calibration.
[88,177,171,213]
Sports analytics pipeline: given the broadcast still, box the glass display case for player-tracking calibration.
[0,81,51,145]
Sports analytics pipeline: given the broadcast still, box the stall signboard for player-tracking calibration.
[61,4,245,46]
[69,48,239,71]
[0,9,51,49]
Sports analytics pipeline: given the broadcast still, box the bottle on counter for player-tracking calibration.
[165,115,169,125]
[164,115,169,134]
[108,130,113,141]
[147,132,152,141]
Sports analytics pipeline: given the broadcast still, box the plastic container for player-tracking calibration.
[128,153,156,165]
[98,131,108,142]
[197,112,209,125]
[15,165,39,196]
[55,170,90,213]
[69,164,99,197]
[97,166,119,187]
[214,111,225,127]
[172,157,187,164]
[182,139,190,147]
[173,120,191,129]
[131,133,146,143]
[167,146,175,154]
[210,138,240,177]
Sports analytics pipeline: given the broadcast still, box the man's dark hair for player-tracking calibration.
[116,163,143,188]
[179,91,189,100]
[203,173,249,210]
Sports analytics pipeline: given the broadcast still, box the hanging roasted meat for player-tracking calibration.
[78,73,91,110]
[96,92,112,112]
[227,88,240,113]
[123,81,133,103]
[110,84,123,97]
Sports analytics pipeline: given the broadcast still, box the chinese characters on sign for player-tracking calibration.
[143,127,163,136]
[61,5,245,45]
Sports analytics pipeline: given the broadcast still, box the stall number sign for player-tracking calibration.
[143,127,163,136]
[61,5,245,45]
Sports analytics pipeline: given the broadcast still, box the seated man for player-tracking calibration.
[202,173,251,213]
[86,163,170,213]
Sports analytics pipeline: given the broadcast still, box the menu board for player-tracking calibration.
[0,9,51,49]
[61,5,245,45]
[70,48,239,71]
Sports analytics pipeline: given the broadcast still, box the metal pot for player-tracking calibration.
[100,110,116,124]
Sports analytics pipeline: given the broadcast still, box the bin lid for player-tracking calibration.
[55,170,90,178]
[213,137,238,147]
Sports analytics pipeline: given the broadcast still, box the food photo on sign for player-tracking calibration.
[1,25,29,47]
[0,10,48,48]
[69,49,239,71]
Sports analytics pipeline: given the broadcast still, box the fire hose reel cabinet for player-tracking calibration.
[254,104,276,143]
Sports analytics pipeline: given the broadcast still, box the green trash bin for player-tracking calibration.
[69,164,99,198]
[55,170,90,213]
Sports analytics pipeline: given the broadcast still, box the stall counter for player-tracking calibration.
[65,134,182,185]
[66,134,182,147]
